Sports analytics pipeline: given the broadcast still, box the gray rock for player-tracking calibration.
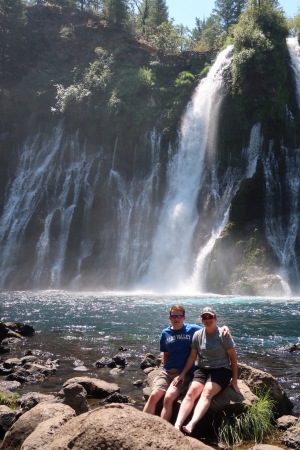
[63,376,119,398]
[0,381,21,392]
[1,402,75,450]
[276,415,299,430]
[18,392,56,414]
[54,383,89,415]
[20,410,76,450]
[0,405,18,437]
[94,356,116,368]
[281,421,300,449]
[37,404,214,450]
[238,363,293,416]
[249,445,286,450]
[140,353,158,370]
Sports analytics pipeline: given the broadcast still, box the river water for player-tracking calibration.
[0,290,299,414]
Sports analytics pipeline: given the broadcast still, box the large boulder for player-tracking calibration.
[238,363,293,416]
[63,376,119,398]
[54,382,89,415]
[0,402,75,450]
[143,363,293,439]
[34,404,214,450]
[21,411,77,450]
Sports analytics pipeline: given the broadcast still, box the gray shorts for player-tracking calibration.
[152,369,193,395]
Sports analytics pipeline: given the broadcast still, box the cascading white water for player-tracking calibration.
[264,143,300,273]
[287,37,300,106]
[262,37,300,292]
[109,129,162,286]
[191,123,263,291]
[139,46,263,293]
[0,123,103,288]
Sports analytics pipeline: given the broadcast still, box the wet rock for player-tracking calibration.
[0,380,21,392]
[276,415,299,430]
[99,392,132,404]
[112,353,126,368]
[140,353,158,370]
[54,382,89,415]
[281,421,300,449]
[94,356,116,368]
[63,376,120,398]
[0,405,18,438]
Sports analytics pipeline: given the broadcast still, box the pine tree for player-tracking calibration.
[103,0,129,26]
[147,0,168,28]
[214,0,246,31]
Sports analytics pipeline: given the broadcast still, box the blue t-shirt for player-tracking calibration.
[160,323,201,374]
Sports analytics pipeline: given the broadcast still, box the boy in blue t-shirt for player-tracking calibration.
[143,304,229,422]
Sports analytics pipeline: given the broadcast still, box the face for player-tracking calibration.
[201,314,216,325]
[169,309,185,329]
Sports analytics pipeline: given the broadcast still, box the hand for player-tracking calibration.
[221,325,231,337]
[172,374,184,386]
[230,380,241,394]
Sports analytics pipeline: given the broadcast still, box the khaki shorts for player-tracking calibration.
[152,369,193,395]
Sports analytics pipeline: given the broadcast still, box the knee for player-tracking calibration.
[149,390,164,403]
[185,387,201,402]
[202,388,215,401]
[163,394,175,406]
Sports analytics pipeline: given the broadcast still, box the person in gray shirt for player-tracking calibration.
[173,306,240,434]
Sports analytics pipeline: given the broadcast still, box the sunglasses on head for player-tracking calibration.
[201,314,215,320]
[170,314,184,319]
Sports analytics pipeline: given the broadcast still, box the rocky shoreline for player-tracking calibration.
[0,321,300,449]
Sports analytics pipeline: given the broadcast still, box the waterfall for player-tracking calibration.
[109,129,162,287]
[0,124,103,289]
[262,38,300,292]
[139,46,262,293]
[264,144,300,286]
[287,37,300,106]
[2,41,299,293]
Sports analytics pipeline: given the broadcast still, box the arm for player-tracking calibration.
[162,352,168,366]
[227,347,240,393]
[172,348,198,385]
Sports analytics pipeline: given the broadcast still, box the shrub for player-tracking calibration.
[217,390,275,447]
[0,392,19,409]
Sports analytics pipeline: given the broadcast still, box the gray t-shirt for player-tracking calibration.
[191,326,235,370]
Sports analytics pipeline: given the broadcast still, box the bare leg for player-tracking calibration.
[174,381,204,430]
[143,389,165,415]
[161,384,181,422]
[182,381,222,434]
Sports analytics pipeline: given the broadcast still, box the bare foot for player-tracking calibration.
[182,423,193,434]
[174,423,181,431]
